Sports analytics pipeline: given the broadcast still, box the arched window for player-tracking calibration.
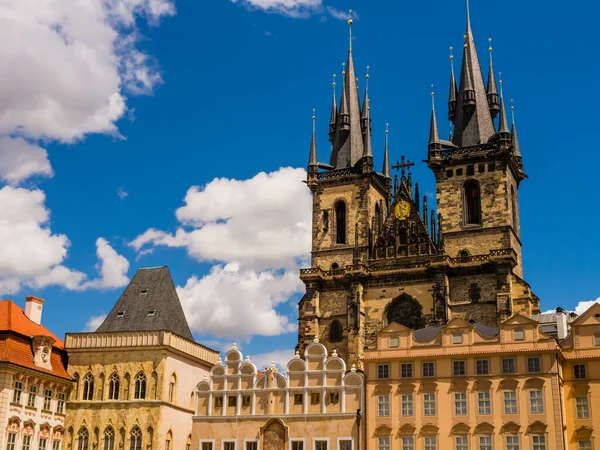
[335,201,347,244]
[134,373,146,400]
[108,373,119,400]
[330,319,343,343]
[168,374,176,403]
[186,435,192,450]
[165,431,173,450]
[103,428,115,450]
[77,428,89,450]
[385,294,424,330]
[82,374,94,401]
[129,428,142,450]
[464,180,482,225]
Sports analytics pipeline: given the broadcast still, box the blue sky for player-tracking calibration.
[1,0,598,368]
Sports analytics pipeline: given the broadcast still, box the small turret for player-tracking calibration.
[496,76,511,144]
[382,124,391,179]
[361,67,371,135]
[448,47,458,122]
[308,110,318,183]
[429,88,442,153]
[486,38,500,119]
[460,34,476,113]
[329,75,337,142]
[511,103,522,159]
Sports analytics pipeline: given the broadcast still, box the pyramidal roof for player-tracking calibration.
[96,266,194,341]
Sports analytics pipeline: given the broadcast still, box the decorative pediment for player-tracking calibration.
[419,424,439,436]
[375,424,392,436]
[450,380,469,392]
[445,317,471,330]
[418,382,438,393]
[379,322,412,335]
[397,382,416,394]
[570,302,600,327]
[501,314,539,327]
[524,378,545,390]
[451,423,471,435]
[574,425,594,439]
[526,421,547,435]
[500,421,520,434]
[374,383,393,394]
[498,378,519,391]
[569,383,590,397]
[399,423,417,435]
[474,422,494,435]
[473,379,492,392]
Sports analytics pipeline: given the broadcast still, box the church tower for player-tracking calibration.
[297,9,539,369]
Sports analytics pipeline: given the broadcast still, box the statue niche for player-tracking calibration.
[385,294,424,330]
[262,420,285,450]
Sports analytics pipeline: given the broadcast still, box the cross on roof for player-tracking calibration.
[392,156,415,178]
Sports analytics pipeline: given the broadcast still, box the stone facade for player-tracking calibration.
[192,341,364,450]
[64,331,218,450]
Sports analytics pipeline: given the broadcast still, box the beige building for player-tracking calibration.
[363,315,566,450]
[192,340,364,450]
[1,297,72,450]
[64,267,218,450]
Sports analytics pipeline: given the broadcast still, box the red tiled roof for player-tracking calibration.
[0,300,70,380]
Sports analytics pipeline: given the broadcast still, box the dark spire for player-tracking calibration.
[423,196,429,231]
[330,18,364,169]
[361,66,371,134]
[452,0,496,147]
[448,47,458,122]
[486,38,500,119]
[415,183,420,216]
[511,102,522,157]
[429,88,442,151]
[497,76,510,140]
[308,110,317,166]
[329,74,337,142]
[382,124,391,179]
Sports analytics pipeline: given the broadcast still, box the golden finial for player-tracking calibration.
[510,99,516,124]
[348,9,353,25]
[385,123,389,146]
[488,38,494,67]
[332,73,336,87]
[449,46,454,60]
[312,108,316,120]
[348,10,353,50]
[499,72,504,99]
[431,84,435,110]
[342,62,346,77]
[366,65,370,79]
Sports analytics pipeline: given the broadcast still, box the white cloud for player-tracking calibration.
[117,186,128,199]
[574,298,600,316]
[0,137,53,184]
[177,263,301,338]
[230,0,321,18]
[0,0,174,183]
[79,238,130,290]
[249,349,295,371]
[85,314,107,332]
[325,7,358,21]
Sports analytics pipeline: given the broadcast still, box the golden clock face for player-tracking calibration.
[394,200,411,221]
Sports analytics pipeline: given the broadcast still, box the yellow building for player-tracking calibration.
[363,316,566,450]
[192,340,364,450]
[64,267,218,450]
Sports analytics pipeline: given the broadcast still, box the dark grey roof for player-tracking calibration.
[413,326,443,342]
[471,321,499,338]
[96,267,194,341]
[452,20,496,147]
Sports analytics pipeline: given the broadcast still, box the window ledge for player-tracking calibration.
[25,405,37,411]
[41,409,52,414]
[10,402,22,408]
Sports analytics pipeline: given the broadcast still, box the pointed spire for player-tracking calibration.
[309,109,317,166]
[452,1,496,147]
[497,75,510,136]
[329,74,337,142]
[415,183,420,216]
[448,47,458,122]
[511,101,521,157]
[329,17,364,169]
[361,66,371,131]
[429,87,442,150]
[423,196,429,232]
[382,123,391,179]
[486,38,500,119]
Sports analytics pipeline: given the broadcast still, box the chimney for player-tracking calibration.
[556,307,568,340]
[25,296,44,325]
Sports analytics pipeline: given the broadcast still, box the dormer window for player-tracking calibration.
[140,290,148,295]
[513,329,524,341]
[147,310,156,317]
[452,332,463,344]
[117,311,125,318]
[32,336,54,370]
[389,336,399,348]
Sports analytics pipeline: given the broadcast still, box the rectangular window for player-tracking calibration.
[527,357,541,373]
[478,436,492,450]
[56,393,65,414]
[574,364,587,379]
[422,362,435,377]
[401,438,414,450]
[529,390,544,414]
[579,441,592,450]
[506,436,520,450]
[39,439,48,450]
[452,333,463,344]
[424,393,436,416]
[328,392,339,404]
[455,436,468,450]
[401,363,413,378]
[224,443,235,450]
[378,395,390,417]
[595,334,600,347]
[22,435,32,450]
[201,443,213,450]
[401,394,413,416]
[13,381,23,404]
[27,385,37,408]
[291,442,304,450]
[453,360,466,376]
[339,440,352,450]
[214,396,223,408]
[242,395,251,407]
[315,441,327,450]
[228,396,237,407]
[245,442,257,450]
[7,433,17,450]
[503,390,518,414]
[513,329,525,341]
[311,393,320,405]
[52,441,61,450]
[424,438,436,450]
[532,436,546,450]
[294,394,303,405]
[44,389,53,411]
[389,337,399,348]
[476,360,489,375]
[378,364,390,379]
[502,358,516,374]
[378,438,390,450]
[576,397,590,419]
[478,392,491,415]
[454,392,467,415]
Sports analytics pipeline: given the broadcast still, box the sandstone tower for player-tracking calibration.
[297,11,539,368]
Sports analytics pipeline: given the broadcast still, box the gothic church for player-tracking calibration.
[297,12,539,368]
